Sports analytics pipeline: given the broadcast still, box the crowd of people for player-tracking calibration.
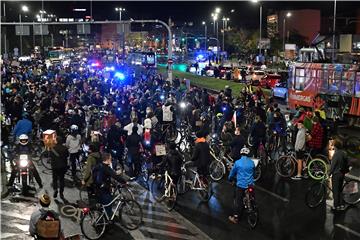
[1,50,354,238]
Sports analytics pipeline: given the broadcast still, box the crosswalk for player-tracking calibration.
[127,183,212,240]
[0,199,37,240]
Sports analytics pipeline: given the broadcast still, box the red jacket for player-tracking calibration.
[308,122,323,149]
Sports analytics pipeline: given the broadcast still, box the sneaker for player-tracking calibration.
[338,205,346,211]
[302,174,309,179]
[291,176,302,180]
[129,177,136,181]
[228,216,238,224]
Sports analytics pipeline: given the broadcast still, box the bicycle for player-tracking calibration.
[305,174,360,208]
[232,185,259,229]
[80,184,143,240]
[275,148,329,180]
[151,170,177,211]
[162,123,182,142]
[79,182,135,206]
[177,162,213,202]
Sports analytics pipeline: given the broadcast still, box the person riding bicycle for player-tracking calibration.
[65,124,82,180]
[93,153,127,217]
[29,194,64,239]
[190,131,211,177]
[228,147,255,224]
[158,142,183,185]
[250,116,266,157]
[7,134,43,189]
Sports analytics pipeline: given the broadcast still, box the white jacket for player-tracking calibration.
[66,134,81,153]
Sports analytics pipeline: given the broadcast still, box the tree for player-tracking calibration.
[225,28,258,60]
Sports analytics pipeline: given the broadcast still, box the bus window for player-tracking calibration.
[356,72,360,97]
[295,68,305,90]
[329,70,341,93]
[341,71,355,96]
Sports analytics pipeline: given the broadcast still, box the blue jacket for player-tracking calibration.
[13,119,33,137]
[228,156,255,189]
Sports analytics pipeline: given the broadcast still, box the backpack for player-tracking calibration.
[92,163,105,188]
[36,210,61,239]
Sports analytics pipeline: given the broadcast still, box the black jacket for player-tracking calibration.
[50,143,69,170]
[230,135,245,160]
[191,141,211,169]
[330,148,349,175]
[161,149,183,176]
[126,133,142,156]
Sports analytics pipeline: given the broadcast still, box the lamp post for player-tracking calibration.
[115,7,126,61]
[251,0,262,56]
[202,21,207,51]
[222,17,229,52]
[19,5,29,56]
[332,0,337,63]
[282,12,292,53]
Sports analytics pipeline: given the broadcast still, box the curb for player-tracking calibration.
[1,170,9,199]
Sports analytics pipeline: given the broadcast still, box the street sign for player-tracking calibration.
[167,59,173,64]
[15,25,30,36]
[33,25,49,35]
[77,24,91,34]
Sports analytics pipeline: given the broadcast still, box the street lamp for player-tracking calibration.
[202,21,207,51]
[115,7,126,61]
[251,0,262,56]
[283,12,292,53]
[19,5,29,56]
[222,17,230,52]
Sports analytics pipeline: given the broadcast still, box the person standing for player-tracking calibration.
[50,136,69,199]
[65,125,82,181]
[329,138,349,211]
[125,126,142,180]
[292,121,306,180]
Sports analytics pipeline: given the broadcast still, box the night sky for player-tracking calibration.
[2,1,360,30]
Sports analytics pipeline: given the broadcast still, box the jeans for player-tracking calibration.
[234,187,246,218]
[52,168,66,194]
[8,160,42,187]
[97,189,113,217]
[332,173,345,207]
[69,152,80,177]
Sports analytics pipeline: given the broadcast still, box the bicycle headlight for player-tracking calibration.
[19,155,29,167]
[179,102,186,109]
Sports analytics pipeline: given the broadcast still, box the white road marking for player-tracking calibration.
[1,210,31,221]
[140,226,197,240]
[335,224,360,238]
[254,185,290,202]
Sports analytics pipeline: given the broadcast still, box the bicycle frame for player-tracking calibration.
[164,171,174,198]
[97,192,123,223]
[187,169,206,191]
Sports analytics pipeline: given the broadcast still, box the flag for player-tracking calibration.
[232,111,237,127]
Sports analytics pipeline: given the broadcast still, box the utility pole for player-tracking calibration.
[332,0,337,63]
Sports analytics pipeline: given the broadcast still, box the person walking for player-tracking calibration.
[65,125,82,181]
[50,136,69,199]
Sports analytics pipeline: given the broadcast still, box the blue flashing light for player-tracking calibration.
[222,107,227,112]
[105,66,115,71]
[114,72,125,80]
[160,95,165,100]
[117,107,121,111]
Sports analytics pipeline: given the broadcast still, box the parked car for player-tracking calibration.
[201,66,215,77]
[260,74,281,88]
[272,81,288,100]
[248,70,266,86]
[219,66,233,80]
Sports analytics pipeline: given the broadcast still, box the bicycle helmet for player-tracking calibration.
[19,134,29,145]
[70,125,79,132]
[240,147,250,155]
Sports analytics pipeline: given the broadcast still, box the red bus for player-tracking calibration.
[288,62,360,119]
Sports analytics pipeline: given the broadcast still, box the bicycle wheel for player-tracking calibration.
[307,158,328,181]
[151,176,165,202]
[247,135,254,147]
[164,183,177,211]
[40,151,52,170]
[119,199,143,230]
[80,209,106,240]
[118,186,135,201]
[275,155,296,178]
[247,206,259,229]
[198,178,213,202]
[209,160,225,182]
[342,180,360,205]
[254,163,262,182]
[305,182,326,208]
